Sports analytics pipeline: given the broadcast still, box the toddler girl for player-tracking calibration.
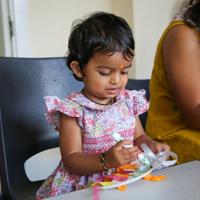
[36,11,170,199]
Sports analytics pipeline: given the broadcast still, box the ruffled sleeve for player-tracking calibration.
[124,89,150,117]
[44,96,83,131]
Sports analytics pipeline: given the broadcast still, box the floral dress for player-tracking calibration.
[36,89,149,199]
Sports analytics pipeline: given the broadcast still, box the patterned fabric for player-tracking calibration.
[36,89,149,199]
[172,3,200,32]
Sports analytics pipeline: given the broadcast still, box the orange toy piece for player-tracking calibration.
[103,177,112,182]
[143,174,167,181]
[117,164,138,173]
[117,185,127,191]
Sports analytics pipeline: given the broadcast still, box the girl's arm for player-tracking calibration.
[163,24,200,129]
[134,116,170,154]
[59,113,141,175]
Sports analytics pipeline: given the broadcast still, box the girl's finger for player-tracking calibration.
[115,140,133,148]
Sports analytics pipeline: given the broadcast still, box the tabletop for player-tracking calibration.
[48,160,200,200]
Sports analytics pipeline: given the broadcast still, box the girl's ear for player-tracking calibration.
[70,61,83,78]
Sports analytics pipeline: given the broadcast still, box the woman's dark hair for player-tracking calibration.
[184,1,200,28]
[188,0,194,5]
[66,11,135,81]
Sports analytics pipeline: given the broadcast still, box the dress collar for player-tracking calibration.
[68,89,128,110]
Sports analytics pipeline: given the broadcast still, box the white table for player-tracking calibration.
[48,161,200,200]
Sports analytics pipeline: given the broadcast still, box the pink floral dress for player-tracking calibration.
[36,89,149,199]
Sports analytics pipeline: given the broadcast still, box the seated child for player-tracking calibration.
[36,11,170,199]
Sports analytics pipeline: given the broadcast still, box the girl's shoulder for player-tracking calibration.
[117,89,149,116]
[44,91,83,115]
[117,89,147,101]
[43,91,84,131]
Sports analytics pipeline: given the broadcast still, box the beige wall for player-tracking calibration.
[133,0,185,79]
[27,0,185,79]
[27,0,112,58]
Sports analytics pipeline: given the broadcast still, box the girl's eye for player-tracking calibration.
[99,72,110,76]
[121,71,128,75]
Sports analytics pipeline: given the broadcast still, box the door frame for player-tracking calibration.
[0,0,31,57]
[0,0,12,56]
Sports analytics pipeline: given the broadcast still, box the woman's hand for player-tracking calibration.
[148,141,171,159]
[104,140,141,168]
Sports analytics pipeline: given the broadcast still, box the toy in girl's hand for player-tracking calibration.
[112,132,178,171]
[138,143,178,171]
[112,132,151,166]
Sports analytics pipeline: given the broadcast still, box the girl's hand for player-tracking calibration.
[148,141,171,159]
[104,140,141,168]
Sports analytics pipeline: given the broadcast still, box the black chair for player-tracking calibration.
[126,79,150,130]
[0,57,84,200]
[0,56,150,200]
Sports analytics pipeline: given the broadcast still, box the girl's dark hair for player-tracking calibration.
[184,1,200,28]
[66,11,135,81]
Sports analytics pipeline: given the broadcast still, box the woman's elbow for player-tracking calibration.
[183,115,200,129]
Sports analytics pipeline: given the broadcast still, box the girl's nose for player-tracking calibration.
[110,73,120,84]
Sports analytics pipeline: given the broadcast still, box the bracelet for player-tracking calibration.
[101,151,111,172]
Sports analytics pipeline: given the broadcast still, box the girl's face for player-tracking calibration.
[82,51,133,105]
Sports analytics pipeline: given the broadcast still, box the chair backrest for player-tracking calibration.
[125,79,150,129]
[0,57,84,200]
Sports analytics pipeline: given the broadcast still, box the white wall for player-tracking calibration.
[133,0,185,79]
[26,0,186,79]
[27,0,112,58]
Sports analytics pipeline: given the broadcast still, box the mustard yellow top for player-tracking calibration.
[145,21,200,164]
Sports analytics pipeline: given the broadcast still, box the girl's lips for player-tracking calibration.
[106,88,119,94]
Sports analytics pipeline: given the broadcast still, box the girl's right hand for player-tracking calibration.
[104,140,141,168]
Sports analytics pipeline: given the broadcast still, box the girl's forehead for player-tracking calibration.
[84,52,133,71]
[91,51,133,63]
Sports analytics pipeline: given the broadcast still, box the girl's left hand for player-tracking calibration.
[148,141,171,157]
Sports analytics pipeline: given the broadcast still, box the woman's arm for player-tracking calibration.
[59,113,140,175]
[163,24,200,129]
